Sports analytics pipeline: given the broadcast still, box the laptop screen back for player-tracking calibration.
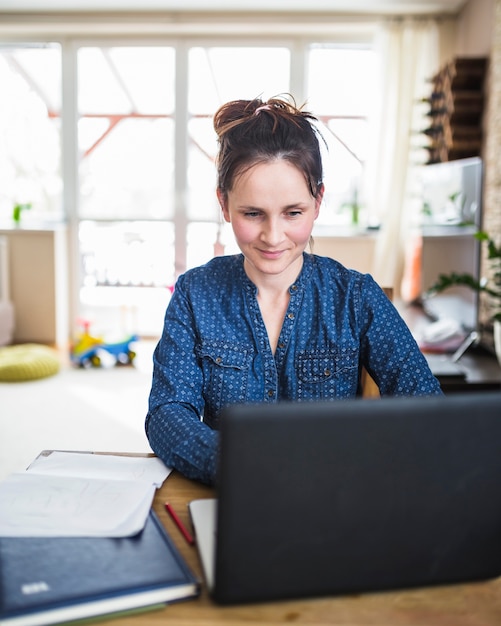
[213,392,501,604]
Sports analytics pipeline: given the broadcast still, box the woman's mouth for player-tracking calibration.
[259,249,284,259]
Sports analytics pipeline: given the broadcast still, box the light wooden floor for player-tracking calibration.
[0,341,155,481]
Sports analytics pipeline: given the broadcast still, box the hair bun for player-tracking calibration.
[213,95,314,138]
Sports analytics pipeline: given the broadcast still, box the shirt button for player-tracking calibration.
[324,369,331,377]
[267,390,274,397]
[278,342,285,349]
[287,313,295,320]
[215,357,222,364]
[291,284,298,291]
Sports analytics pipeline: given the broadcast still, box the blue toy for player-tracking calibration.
[70,320,138,368]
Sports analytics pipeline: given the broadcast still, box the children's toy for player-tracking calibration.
[70,320,138,368]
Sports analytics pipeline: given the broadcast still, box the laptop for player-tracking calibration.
[189,391,501,605]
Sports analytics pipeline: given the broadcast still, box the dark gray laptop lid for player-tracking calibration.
[214,392,501,605]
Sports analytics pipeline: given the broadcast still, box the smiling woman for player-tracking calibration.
[212,97,325,350]
[145,95,443,487]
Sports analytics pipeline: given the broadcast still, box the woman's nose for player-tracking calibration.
[261,217,282,246]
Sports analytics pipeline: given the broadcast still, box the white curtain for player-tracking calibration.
[365,18,440,295]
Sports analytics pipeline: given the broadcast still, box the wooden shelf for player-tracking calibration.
[420,56,487,163]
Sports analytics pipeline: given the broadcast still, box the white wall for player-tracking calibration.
[457,0,495,55]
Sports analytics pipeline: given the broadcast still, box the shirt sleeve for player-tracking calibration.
[359,274,443,397]
[145,275,219,485]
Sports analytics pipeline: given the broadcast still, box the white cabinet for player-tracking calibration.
[420,225,478,291]
[312,227,377,274]
[419,224,479,330]
[0,224,69,347]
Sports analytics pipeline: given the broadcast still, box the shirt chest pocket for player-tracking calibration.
[296,348,359,398]
[196,341,252,418]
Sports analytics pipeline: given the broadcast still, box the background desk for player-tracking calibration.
[434,345,501,392]
[87,471,501,626]
[399,300,501,393]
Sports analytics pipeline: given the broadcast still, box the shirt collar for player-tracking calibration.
[237,252,315,295]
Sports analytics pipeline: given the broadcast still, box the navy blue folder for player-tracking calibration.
[0,510,199,626]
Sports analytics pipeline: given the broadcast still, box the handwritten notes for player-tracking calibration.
[0,452,172,537]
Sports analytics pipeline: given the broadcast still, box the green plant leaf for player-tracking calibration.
[425,229,501,322]
[12,203,32,223]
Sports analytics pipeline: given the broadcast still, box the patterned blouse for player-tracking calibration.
[146,253,442,484]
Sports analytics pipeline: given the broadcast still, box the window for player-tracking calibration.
[78,46,175,221]
[1,34,377,339]
[0,44,62,221]
[307,45,378,227]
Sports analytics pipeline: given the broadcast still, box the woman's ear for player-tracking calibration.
[217,188,231,223]
[314,183,325,218]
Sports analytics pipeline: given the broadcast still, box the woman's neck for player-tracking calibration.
[256,287,290,355]
[244,258,303,354]
[243,254,303,295]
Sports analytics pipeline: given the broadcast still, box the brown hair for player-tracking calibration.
[214,95,324,203]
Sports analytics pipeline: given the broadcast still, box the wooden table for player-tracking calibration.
[85,470,501,626]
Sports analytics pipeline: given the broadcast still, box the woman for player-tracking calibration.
[145,96,442,485]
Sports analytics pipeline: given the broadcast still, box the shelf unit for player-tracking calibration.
[422,57,487,163]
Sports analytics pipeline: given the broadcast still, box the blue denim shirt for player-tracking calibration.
[146,253,442,484]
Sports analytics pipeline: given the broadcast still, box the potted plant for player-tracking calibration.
[12,202,32,224]
[426,230,501,364]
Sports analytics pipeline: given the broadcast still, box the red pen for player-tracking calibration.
[165,502,195,545]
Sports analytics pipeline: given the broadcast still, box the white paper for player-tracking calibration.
[27,451,171,487]
[0,472,156,537]
[0,452,173,538]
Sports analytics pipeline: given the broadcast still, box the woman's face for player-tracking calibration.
[219,159,323,285]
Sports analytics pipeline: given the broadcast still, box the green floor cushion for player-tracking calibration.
[0,343,60,382]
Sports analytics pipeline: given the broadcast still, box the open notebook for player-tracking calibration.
[189,391,501,605]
